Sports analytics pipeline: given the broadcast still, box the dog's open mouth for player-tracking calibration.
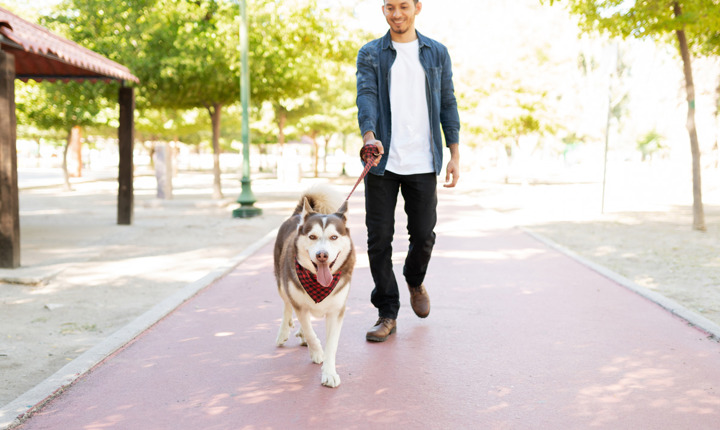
[313,256,338,288]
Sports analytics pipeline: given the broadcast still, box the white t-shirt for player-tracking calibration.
[386,39,434,175]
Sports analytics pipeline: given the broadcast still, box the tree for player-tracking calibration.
[15,80,115,189]
[43,0,239,199]
[247,0,361,152]
[24,0,363,193]
[636,130,667,162]
[296,58,358,177]
[457,34,571,167]
[545,0,720,231]
[138,0,239,198]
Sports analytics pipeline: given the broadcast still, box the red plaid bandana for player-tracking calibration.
[295,260,342,303]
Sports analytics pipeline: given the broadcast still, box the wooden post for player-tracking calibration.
[117,85,134,225]
[0,50,20,268]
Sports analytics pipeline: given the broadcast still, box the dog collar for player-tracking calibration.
[295,260,342,303]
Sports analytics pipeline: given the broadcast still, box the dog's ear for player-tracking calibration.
[334,200,348,221]
[301,197,316,221]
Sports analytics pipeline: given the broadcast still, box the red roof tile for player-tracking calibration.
[0,6,138,83]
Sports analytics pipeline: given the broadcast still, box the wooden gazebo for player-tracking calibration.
[0,7,139,268]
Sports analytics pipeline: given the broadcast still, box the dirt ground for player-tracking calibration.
[1,162,719,407]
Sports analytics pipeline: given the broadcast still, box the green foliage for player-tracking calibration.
[14,0,365,157]
[139,0,240,110]
[477,69,563,148]
[545,0,720,55]
[41,0,239,111]
[135,108,210,143]
[15,80,116,133]
[248,0,365,140]
[636,129,666,160]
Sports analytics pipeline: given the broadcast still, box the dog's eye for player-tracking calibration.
[308,234,318,240]
[330,235,338,240]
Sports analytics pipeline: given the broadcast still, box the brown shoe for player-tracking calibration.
[408,284,430,318]
[366,317,397,342]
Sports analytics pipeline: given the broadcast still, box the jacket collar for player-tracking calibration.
[381,29,429,50]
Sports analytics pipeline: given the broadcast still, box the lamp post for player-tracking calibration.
[233,0,261,218]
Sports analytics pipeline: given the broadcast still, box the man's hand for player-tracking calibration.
[444,143,460,188]
[363,131,384,166]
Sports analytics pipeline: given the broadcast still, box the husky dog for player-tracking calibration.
[273,185,355,388]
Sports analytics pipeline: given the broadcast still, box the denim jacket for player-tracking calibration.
[356,30,460,176]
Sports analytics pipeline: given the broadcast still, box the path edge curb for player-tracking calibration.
[0,228,278,430]
[521,227,720,342]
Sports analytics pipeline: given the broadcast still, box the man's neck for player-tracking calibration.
[390,28,417,44]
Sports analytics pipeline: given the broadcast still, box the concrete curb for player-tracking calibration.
[522,227,720,342]
[0,228,278,430]
[0,265,62,286]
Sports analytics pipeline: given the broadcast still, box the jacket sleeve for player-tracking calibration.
[439,48,460,146]
[356,45,379,139]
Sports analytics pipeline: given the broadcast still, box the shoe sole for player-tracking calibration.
[366,326,396,342]
[414,309,430,318]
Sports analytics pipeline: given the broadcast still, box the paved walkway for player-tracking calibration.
[8,192,720,429]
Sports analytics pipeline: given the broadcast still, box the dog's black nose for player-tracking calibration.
[316,250,329,263]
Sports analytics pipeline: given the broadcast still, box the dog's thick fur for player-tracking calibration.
[273,185,355,388]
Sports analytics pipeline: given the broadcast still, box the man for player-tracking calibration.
[356,0,460,342]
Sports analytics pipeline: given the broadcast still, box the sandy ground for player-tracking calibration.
[1,161,719,407]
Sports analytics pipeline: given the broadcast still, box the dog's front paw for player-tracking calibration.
[276,324,292,346]
[309,347,324,364]
[276,330,289,346]
[321,370,341,388]
[276,316,294,346]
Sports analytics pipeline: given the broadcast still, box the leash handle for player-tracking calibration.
[345,143,380,201]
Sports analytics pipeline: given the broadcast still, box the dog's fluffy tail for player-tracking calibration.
[292,184,345,215]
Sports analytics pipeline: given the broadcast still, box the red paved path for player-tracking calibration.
[16,193,720,429]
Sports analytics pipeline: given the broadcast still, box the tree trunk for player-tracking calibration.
[322,134,331,174]
[276,107,288,179]
[71,125,82,177]
[714,76,720,169]
[207,102,223,199]
[674,2,706,231]
[311,130,319,178]
[62,129,72,191]
[277,108,287,146]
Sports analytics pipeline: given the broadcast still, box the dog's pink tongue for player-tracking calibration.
[317,263,333,287]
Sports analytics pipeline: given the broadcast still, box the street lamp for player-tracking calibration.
[232,0,261,218]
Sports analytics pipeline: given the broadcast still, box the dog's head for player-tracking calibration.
[295,200,352,288]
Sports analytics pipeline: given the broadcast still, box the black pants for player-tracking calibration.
[364,171,437,319]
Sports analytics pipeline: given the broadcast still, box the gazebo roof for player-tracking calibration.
[0,6,138,83]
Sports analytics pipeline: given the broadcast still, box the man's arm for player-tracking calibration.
[356,47,379,143]
[356,46,383,166]
[439,50,460,148]
[439,48,460,188]
[444,143,459,188]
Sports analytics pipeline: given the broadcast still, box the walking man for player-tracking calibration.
[356,0,460,342]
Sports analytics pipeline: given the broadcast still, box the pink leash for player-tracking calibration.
[345,144,379,201]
